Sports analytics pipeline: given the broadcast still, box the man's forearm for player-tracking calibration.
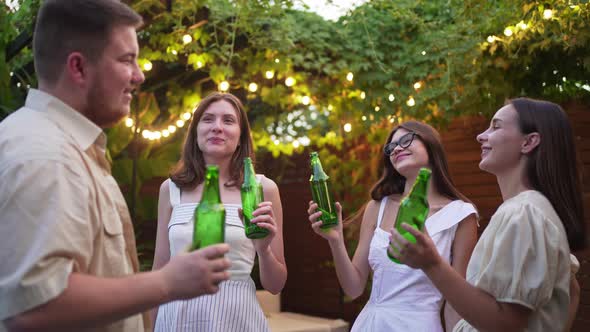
[5,271,169,332]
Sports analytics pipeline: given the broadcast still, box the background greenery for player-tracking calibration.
[1,0,589,270]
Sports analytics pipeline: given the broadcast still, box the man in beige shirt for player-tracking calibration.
[0,1,230,331]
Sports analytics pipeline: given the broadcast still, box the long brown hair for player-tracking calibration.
[170,92,254,190]
[347,121,472,224]
[510,98,586,251]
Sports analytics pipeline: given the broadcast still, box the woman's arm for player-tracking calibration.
[149,180,174,325]
[255,177,287,294]
[564,275,580,332]
[392,224,531,332]
[308,200,377,299]
[444,214,478,331]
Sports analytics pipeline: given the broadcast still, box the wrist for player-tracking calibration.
[328,236,345,250]
[423,255,444,276]
[257,245,273,258]
[152,269,173,303]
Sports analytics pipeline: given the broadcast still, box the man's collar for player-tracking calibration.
[25,89,105,150]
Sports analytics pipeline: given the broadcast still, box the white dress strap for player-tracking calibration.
[168,179,181,207]
[426,201,478,236]
[376,197,388,228]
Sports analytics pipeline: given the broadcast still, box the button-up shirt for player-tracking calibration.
[0,89,145,331]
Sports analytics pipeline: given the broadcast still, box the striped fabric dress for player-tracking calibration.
[154,179,269,332]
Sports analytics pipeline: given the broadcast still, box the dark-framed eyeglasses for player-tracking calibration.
[383,132,416,156]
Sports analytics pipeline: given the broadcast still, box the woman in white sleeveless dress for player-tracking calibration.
[151,92,287,331]
[390,98,586,331]
[307,121,478,331]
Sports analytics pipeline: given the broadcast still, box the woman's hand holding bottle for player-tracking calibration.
[307,200,344,245]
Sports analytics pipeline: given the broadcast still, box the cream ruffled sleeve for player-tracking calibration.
[472,202,566,309]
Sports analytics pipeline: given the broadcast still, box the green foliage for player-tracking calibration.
[2,0,589,272]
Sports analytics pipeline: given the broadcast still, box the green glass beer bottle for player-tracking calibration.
[241,157,269,239]
[388,167,431,263]
[309,152,338,229]
[191,165,225,250]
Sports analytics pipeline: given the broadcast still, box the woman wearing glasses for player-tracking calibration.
[307,121,478,332]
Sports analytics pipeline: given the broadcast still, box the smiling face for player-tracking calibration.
[85,25,145,127]
[477,104,527,175]
[196,100,242,159]
[388,128,430,178]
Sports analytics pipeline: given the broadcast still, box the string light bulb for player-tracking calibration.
[248,82,258,92]
[176,120,185,127]
[343,123,352,133]
[360,91,366,99]
[407,96,415,107]
[265,71,274,79]
[125,118,134,127]
[543,9,553,19]
[285,77,295,87]
[487,35,496,43]
[503,27,513,37]
[388,94,395,102]
[346,72,354,81]
[182,34,192,44]
[142,60,153,72]
[301,96,311,105]
[219,81,230,92]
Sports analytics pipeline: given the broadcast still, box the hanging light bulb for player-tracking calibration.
[360,91,366,99]
[182,34,192,44]
[406,96,415,107]
[343,123,352,133]
[301,96,311,105]
[285,77,295,87]
[486,35,496,43]
[125,118,134,127]
[346,72,354,81]
[543,9,553,19]
[219,81,230,92]
[168,125,177,133]
[182,112,191,120]
[265,71,274,79]
[388,94,395,102]
[248,82,258,92]
[176,120,185,127]
[503,27,513,37]
[142,60,153,71]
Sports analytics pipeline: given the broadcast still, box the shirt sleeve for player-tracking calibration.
[475,203,563,309]
[0,158,93,320]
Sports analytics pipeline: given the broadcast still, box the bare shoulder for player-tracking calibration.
[159,178,171,193]
[361,199,381,229]
[259,174,279,192]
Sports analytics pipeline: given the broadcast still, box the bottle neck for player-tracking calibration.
[202,172,221,203]
[311,158,329,180]
[243,160,256,184]
[408,176,430,199]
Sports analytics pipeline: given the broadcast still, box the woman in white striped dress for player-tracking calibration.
[151,92,287,331]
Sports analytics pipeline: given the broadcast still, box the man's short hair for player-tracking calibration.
[33,0,143,85]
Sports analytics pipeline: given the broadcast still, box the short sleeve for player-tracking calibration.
[0,158,92,320]
[474,203,563,309]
